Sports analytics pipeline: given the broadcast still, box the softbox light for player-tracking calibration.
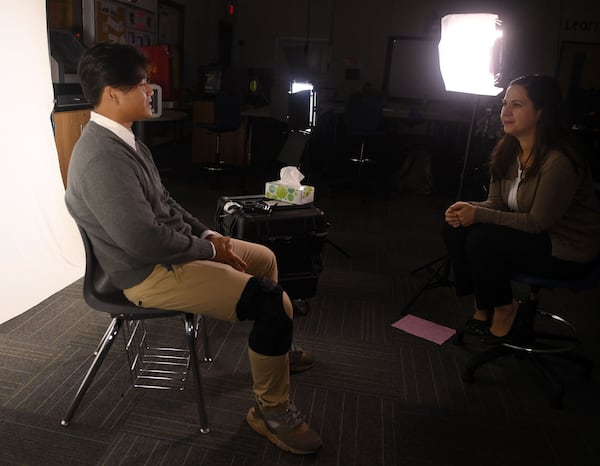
[289,81,317,130]
[438,13,504,96]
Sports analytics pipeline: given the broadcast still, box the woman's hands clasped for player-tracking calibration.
[445,201,476,228]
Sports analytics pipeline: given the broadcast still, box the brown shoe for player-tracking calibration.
[289,345,316,373]
[246,402,322,454]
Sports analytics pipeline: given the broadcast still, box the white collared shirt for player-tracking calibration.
[88,111,219,255]
[89,111,137,151]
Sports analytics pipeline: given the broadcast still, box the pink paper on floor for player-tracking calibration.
[392,314,456,345]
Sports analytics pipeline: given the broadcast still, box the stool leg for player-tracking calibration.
[554,351,594,380]
[462,345,514,383]
[528,354,564,409]
[215,133,221,166]
[62,317,122,426]
[185,313,209,433]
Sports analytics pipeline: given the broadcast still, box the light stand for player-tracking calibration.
[400,13,503,316]
[279,81,317,169]
[399,94,479,314]
[456,95,479,200]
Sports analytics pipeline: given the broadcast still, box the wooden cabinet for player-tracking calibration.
[192,100,247,166]
[53,109,90,187]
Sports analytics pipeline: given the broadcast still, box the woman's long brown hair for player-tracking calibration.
[489,75,580,181]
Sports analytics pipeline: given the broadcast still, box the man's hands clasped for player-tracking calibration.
[208,235,247,271]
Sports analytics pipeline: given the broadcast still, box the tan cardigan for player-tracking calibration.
[472,150,600,262]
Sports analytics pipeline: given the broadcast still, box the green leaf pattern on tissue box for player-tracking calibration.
[266,182,314,204]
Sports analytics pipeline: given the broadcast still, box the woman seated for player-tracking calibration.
[443,74,600,344]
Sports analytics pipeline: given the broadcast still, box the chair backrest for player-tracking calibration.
[344,92,383,135]
[213,93,244,130]
[78,227,178,319]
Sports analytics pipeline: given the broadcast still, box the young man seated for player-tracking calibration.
[65,42,321,455]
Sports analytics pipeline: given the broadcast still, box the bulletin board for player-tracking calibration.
[94,0,155,46]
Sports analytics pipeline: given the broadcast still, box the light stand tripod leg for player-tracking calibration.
[409,254,447,275]
[400,256,451,315]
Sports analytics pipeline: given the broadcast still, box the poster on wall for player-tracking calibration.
[95,1,126,43]
[126,6,155,46]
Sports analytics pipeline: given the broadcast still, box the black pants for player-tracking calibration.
[441,223,590,310]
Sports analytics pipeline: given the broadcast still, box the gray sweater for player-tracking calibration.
[65,121,214,289]
[471,149,600,262]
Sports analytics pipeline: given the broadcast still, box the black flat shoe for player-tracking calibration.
[480,330,509,345]
[463,318,491,336]
[481,300,535,345]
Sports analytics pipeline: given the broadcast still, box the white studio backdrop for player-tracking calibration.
[0,0,84,324]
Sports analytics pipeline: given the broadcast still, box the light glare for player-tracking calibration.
[438,13,504,96]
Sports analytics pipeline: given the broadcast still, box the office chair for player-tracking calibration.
[197,93,244,171]
[345,92,384,164]
[61,227,213,433]
[454,255,599,408]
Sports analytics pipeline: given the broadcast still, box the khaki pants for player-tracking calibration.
[123,238,293,408]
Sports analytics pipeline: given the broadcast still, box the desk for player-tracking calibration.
[134,109,190,143]
[53,108,91,187]
[239,100,471,167]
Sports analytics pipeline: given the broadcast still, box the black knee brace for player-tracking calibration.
[236,276,293,356]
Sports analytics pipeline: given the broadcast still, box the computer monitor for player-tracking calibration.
[149,84,163,118]
[198,65,222,96]
[248,67,274,107]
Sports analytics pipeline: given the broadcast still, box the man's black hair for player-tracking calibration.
[78,42,148,107]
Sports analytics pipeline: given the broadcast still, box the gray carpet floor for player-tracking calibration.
[1,166,599,466]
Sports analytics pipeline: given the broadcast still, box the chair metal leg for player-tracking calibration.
[93,320,116,356]
[194,314,213,363]
[185,313,210,433]
[200,315,213,363]
[61,317,122,426]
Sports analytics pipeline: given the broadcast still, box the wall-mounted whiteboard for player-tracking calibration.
[384,36,447,101]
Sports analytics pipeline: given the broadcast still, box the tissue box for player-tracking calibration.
[265,181,315,205]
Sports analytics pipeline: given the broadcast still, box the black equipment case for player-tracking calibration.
[215,195,328,299]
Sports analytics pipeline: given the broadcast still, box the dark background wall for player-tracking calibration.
[176,0,599,103]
